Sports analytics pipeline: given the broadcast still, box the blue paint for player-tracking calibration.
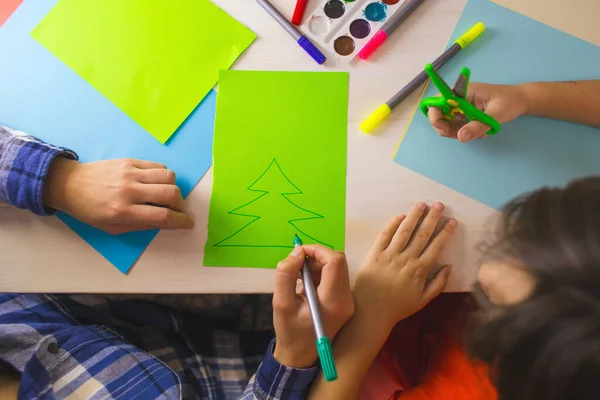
[394,0,600,211]
[364,2,387,22]
[0,0,215,274]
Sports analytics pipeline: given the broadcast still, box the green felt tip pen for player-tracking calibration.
[294,234,338,382]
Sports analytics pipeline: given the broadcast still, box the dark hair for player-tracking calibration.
[469,176,600,400]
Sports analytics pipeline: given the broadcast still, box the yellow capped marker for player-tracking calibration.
[361,104,391,133]
[361,22,486,134]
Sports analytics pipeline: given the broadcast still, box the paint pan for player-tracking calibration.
[302,0,407,62]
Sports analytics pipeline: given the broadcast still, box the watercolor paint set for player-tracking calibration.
[302,0,406,62]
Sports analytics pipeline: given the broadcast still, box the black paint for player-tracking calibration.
[324,0,345,19]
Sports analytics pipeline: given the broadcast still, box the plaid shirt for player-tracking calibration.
[0,125,319,399]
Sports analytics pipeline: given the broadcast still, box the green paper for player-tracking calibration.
[205,70,349,268]
[31,0,255,144]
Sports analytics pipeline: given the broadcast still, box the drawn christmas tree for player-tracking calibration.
[215,158,331,248]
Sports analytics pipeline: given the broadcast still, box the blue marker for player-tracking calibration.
[293,234,337,381]
[256,0,326,65]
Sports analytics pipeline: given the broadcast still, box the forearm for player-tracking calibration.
[521,80,600,128]
[307,311,391,400]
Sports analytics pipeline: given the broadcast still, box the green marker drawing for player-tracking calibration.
[215,158,332,248]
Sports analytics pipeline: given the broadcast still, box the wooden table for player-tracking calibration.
[0,0,500,293]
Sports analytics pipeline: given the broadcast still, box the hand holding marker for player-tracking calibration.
[294,234,338,382]
[358,0,427,60]
[360,22,486,133]
[256,0,326,65]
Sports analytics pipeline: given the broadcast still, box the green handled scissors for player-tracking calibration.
[420,64,501,135]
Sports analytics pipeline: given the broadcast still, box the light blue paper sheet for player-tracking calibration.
[0,1,215,273]
[394,0,600,211]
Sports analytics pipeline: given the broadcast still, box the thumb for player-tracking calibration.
[421,265,452,306]
[457,100,507,142]
[457,121,490,142]
[274,247,306,307]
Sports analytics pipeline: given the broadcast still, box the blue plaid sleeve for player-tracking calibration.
[240,339,319,400]
[0,125,77,215]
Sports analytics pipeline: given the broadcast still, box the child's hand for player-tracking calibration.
[354,202,457,340]
[273,245,354,368]
[43,157,193,234]
[427,83,530,142]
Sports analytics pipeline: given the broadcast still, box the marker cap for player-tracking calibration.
[358,31,388,60]
[292,0,308,25]
[298,36,326,65]
[360,104,392,134]
[454,22,485,49]
[317,337,338,382]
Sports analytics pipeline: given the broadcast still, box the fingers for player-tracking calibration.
[135,168,176,185]
[131,160,166,169]
[104,224,157,235]
[456,96,508,142]
[427,107,454,138]
[421,265,452,305]
[302,244,349,295]
[274,247,306,307]
[302,244,344,267]
[135,184,184,212]
[388,203,427,253]
[127,205,194,230]
[404,202,445,256]
[371,215,405,253]
[420,218,458,266]
[456,121,490,142]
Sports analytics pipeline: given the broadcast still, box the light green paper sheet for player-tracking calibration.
[31,0,255,144]
[205,70,349,268]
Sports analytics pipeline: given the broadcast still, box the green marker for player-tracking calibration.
[294,234,337,382]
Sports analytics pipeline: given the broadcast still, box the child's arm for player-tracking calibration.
[240,245,355,400]
[308,202,457,399]
[428,80,600,142]
[523,80,600,127]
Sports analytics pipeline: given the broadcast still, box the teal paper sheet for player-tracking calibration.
[394,0,600,210]
[0,1,215,273]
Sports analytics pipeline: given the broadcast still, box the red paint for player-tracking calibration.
[292,0,308,25]
[0,0,23,28]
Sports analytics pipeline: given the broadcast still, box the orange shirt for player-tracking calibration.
[360,294,497,400]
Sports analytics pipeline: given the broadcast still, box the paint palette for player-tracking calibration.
[302,0,406,62]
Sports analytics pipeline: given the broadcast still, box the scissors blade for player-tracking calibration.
[452,67,471,99]
[452,73,468,99]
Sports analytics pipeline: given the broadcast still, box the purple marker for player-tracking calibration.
[256,0,326,65]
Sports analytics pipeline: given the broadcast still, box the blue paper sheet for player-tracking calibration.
[0,1,215,273]
[394,0,600,211]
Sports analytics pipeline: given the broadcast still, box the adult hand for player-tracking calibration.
[273,244,354,369]
[354,202,457,340]
[428,83,530,142]
[43,157,193,234]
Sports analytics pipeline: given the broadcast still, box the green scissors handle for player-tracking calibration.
[419,64,501,135]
